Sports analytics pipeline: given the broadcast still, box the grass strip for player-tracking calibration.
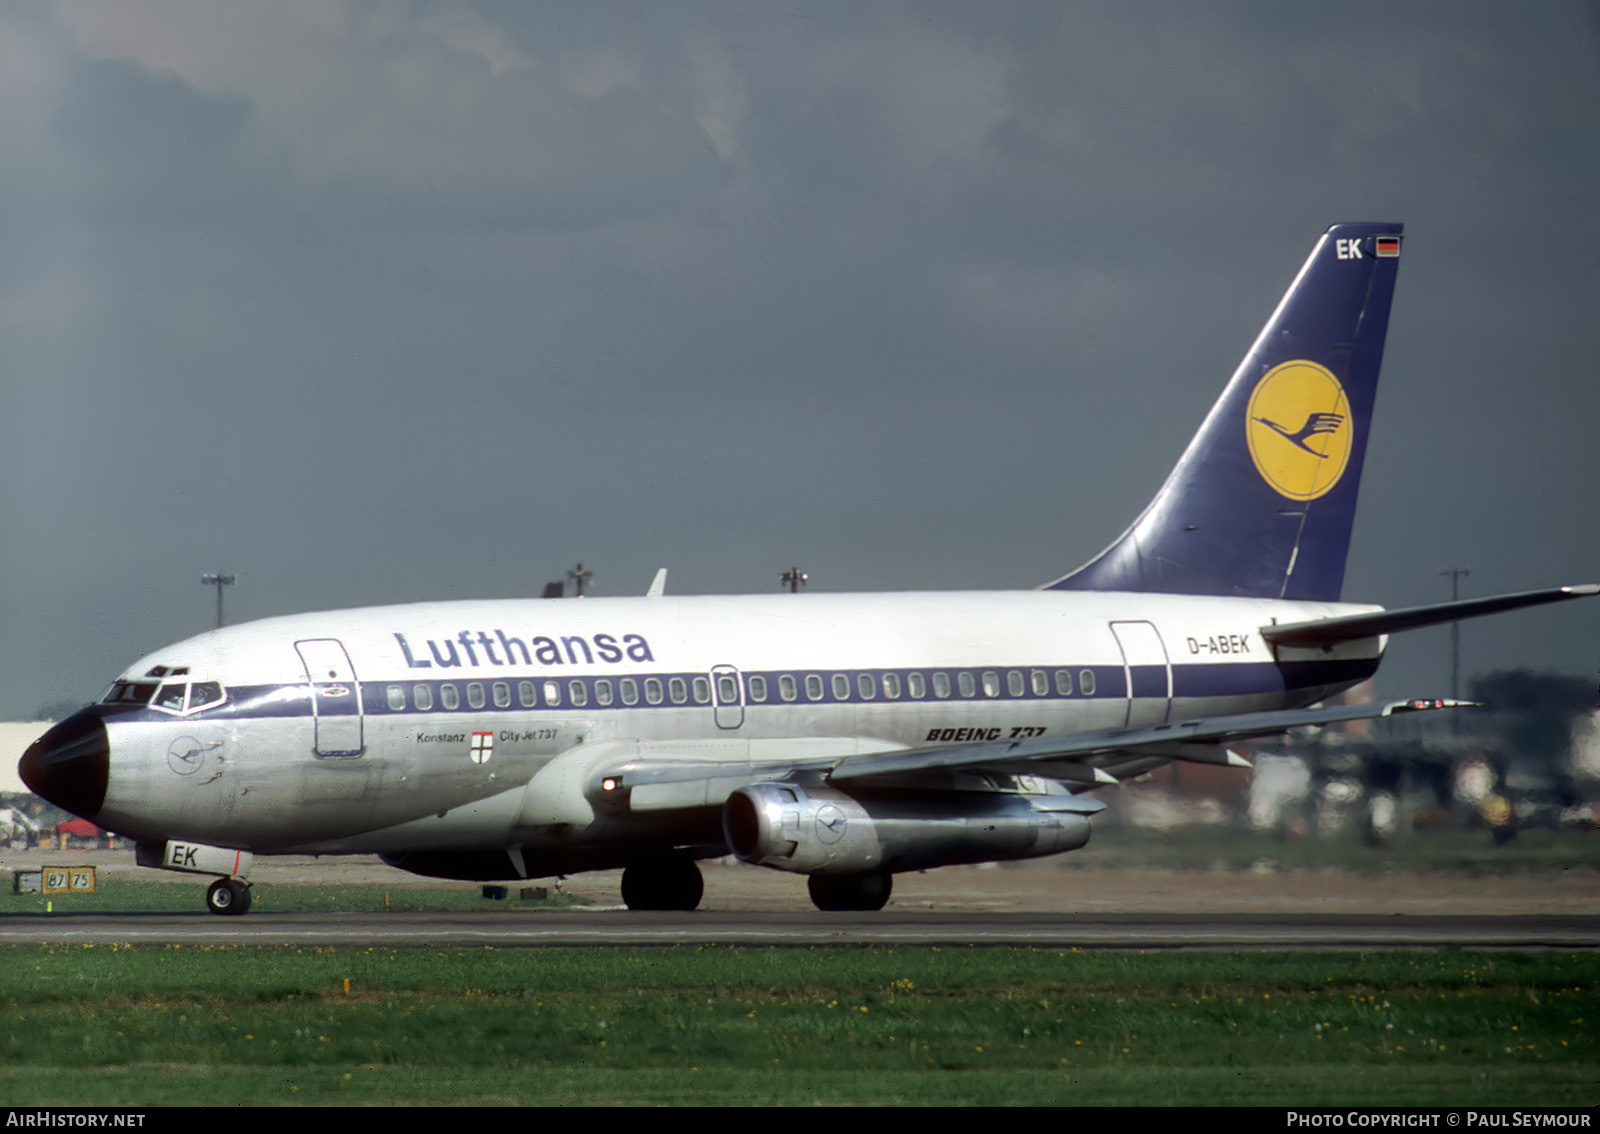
[1,946,1593,1106]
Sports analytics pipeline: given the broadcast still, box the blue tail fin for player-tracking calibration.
[1046,222,1402,602]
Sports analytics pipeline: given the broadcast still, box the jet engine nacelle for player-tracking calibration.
[722,781,1093,876]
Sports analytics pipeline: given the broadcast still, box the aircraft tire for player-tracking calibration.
[206,877,252,916]
[807,871,892,912]
[620,855,703,911]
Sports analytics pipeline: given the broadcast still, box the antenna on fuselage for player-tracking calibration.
[567,562,594,597]
[781,566,808,594]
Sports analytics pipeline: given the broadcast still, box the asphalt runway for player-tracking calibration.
[2,909,1596,949]
[5,849,1597,948]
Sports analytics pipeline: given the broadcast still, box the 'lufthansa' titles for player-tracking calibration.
[395,630,655,669]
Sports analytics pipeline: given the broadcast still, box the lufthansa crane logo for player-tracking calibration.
[1245,360,1352,501]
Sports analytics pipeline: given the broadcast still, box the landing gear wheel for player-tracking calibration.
[620,854,704,911]
[206,877,252,916]
[808,871,892,912]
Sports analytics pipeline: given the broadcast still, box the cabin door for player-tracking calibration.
[1110,620,1172,728]
[295,638,365,757]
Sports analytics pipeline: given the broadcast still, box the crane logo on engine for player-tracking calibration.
[814,804,847,844]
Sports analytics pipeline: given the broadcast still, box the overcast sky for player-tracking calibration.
[3,1,1598,718]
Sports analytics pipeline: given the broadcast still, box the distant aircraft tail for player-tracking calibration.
[1046,222,1403,601]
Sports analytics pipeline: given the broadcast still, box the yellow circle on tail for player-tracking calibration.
[1245,360,1352,501]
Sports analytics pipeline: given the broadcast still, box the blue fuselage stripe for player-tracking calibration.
[109,658,1378,724]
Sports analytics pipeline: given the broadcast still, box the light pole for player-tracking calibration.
[201,573,236,629]
[781,566,808,594]
[1439,567,1471,699]
[567,562,594,597]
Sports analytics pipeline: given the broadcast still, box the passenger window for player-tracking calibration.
[932,673,950,699]
[386,684,406,711]
[692,677,710,704]
[857,673,875,700]
[492,682,510,708]
[779,675,797,702]
[748,675,767,703]
[467,683,485,709]
[832,674,850,700]
[595,679,614,706]
[155,684,186,712]
[908,673,926,699]
[543,680,562,707]
[518,681,536,708]
[1032,670,1049,696]
[569,681,588,707]
[620,678,639,706]
[414,684,434,711]
[805,674,824,701]
[644,678,663,705]
[882,673,901,699]
[1007,671,1024,697]
[1055,670,1072,696]
[1080,669,1096,696]
[958,672,976,698]
[718,675,738,703]
[982,671,1000,697]
[669,677,687,704]
[441,684,460,710]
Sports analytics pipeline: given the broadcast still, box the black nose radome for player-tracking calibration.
[19,711,109,819]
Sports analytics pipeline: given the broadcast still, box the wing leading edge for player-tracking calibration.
[824,698,1465,786]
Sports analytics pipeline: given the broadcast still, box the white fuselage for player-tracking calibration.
[85,589,1382,865]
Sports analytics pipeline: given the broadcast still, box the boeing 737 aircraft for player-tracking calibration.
[21,222,1597,914]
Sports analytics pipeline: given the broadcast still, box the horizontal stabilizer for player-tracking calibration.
[1262,584,1600,648]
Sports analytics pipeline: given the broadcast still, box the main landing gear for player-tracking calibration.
[206,877,253,916]
[620,853,704,911]
[807,871,893,912]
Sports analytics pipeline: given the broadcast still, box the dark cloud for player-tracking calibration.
[3,1,1597,715]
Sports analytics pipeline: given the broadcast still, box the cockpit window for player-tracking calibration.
[113,679,227,713]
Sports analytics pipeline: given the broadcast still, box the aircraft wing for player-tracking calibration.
[593,699,1464,812]
[824,698,1464,786]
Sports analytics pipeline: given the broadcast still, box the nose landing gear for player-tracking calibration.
[205,876,253,916]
